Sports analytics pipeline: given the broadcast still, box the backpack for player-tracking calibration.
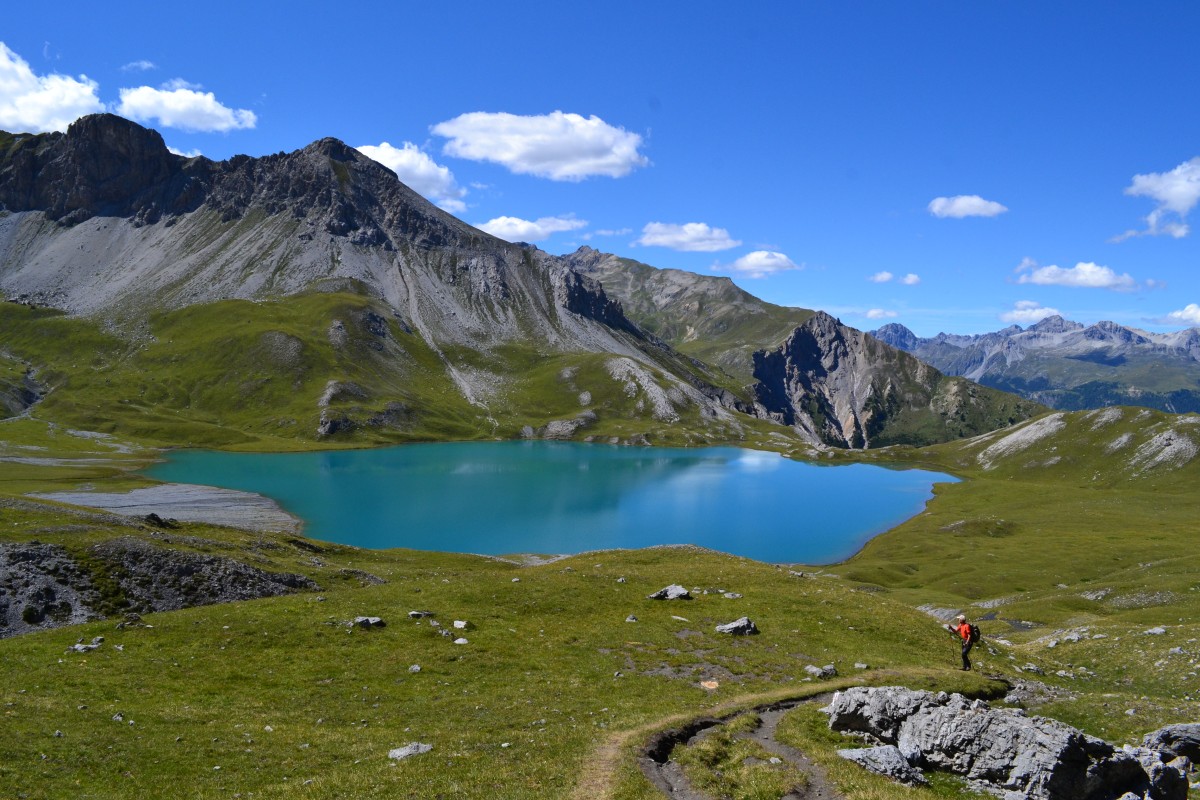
[968,624,981,643]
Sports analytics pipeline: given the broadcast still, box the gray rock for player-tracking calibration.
[625,615,638,623]
[388,742,432,760]
[1143,723,1200,762]
[408,664,421,673]
[714,617,758,636]
[408,610,434,619]
[804,663,837,679]
[1145,626,1168,635]
[837,745,927,786]
[823,686,1189,800]
[647,584,691,601]
[353,616,385,628]
[722,592,742,599]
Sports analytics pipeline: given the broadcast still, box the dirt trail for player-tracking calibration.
[569,688,847,800]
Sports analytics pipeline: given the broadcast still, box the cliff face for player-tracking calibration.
[752,312,1043,448]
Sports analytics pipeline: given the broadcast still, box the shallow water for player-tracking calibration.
[145,441,956,564]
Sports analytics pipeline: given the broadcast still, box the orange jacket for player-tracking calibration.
[955,622,971,641]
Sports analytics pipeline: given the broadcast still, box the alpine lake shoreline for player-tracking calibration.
[1,412,1198,799]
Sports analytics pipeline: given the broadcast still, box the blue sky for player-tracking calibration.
[3,3,1200,336]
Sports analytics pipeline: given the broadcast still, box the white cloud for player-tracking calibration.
[869,271,894,283]
[432,110,648,181]
[901,273,921,285]
[725,251,801,278]
[116,83,256,132]
[1163,304,1200,326]
[1116,157,1200,240]
[1016,260,1136,291]
[357,141,467,213]
[167,145,202,158]
[476,215,586,242]
[0,42,103,132]
[120,60,157,73]
[1001,300,1061,324]
[928,194,1008,218]
[636,221,740,252]
[865,308,898,320]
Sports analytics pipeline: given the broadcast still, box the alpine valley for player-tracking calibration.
[1,116,1199,800]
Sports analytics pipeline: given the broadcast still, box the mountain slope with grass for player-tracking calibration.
[1,115,786,448]
[873,316,1200,413]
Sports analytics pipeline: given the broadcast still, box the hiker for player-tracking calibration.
[946,614,976,671]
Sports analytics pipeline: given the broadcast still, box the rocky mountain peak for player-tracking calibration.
[1,113,187,225]
[870,322,918,351]
[1029,315,1082,334]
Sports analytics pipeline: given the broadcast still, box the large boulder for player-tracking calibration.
[823,686,1189,800]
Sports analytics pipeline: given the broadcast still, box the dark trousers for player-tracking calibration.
[961,639,973,670]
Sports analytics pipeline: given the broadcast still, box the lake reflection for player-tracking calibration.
[145,441,955,564]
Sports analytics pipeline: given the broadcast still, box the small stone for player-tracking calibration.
[389,742,433,760]
[804,664,837,679]
[671,615,690,623]
[1126,708,1138,716]
[722,592,742,599]
[625,615,637,623]
[616,577,626,583]
[501,742,511,748]
[453,620,468,630]
[769,756,782,764]
[354,616,386,628]
[264,725,273,732]
[453,638,468,645]
[1145,626,1168,635]
[700,680,720,690]
[408,610,434,619]
[715,617,759,636]
[53,730,63,737]
[854,662,869,670]
[647,584,691,601]
[408,665,421,673]
[511,578,520,582]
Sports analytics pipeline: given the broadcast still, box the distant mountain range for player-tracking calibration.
[871,317,1200,413]
[1,114,1041,449]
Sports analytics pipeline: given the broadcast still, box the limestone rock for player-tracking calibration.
[1143,723,1200,762]
[837,745,927,785]
[647,584,691,601]
[714,617,758,635]
[823,686,1189,800]
[388,742,432,760]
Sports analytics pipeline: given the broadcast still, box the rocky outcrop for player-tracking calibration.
[823,686,1190,799]
[0,535,319,638]
[0,542,103,636]
[751,312,1042,448]
[89,537,318,614]
[1144,724,1200,763]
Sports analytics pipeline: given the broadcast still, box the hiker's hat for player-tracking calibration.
[956,614,966,620]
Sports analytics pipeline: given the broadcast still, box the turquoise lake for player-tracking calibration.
[144,441,956,564]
